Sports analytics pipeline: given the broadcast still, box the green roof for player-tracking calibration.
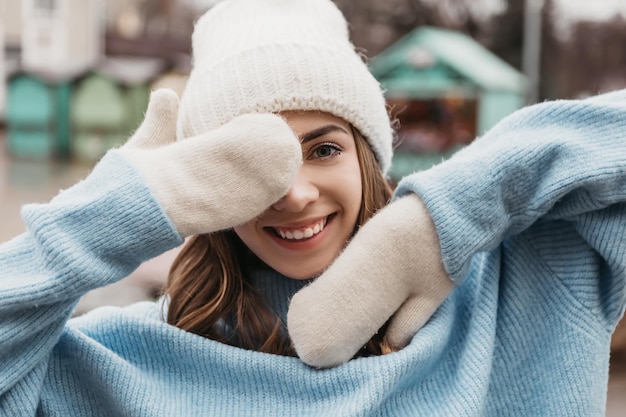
[369,26,527,94]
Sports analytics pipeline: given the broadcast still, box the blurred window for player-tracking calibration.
[34,0,57,13]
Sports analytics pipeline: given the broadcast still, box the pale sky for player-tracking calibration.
[189,0,626,26]
[465,0,626,37]
[554,0,626,23]
[426,0,625,25]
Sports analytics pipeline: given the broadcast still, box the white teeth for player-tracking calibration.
[275,219,326,241]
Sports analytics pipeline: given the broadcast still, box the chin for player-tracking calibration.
[271,262,328,281]
[279,268,322,281]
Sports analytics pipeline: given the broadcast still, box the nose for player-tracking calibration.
[272,167,319,212]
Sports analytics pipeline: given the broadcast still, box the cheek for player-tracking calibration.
[345,177,362,215]
[345,157,363,207]
[332,156,363,225]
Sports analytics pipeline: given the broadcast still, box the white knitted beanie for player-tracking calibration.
[177,0,393,174]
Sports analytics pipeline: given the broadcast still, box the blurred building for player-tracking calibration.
[0,24,4,118]
[0,0,23,121]
[0,0,198,153]
[106,0,196,42]
[369,26,527,180]
[0,0,22,48]
[0,0,197,81]
[103,0,195,67]
[21,0,103,80]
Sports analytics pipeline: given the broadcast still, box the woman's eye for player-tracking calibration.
[312,143,342,160]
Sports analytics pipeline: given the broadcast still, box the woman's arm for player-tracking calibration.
[396,91,626,287]
[0,89,302,407]
[0,152,182,400]
[289,90,626,367]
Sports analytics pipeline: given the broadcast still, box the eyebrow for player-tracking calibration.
[299,124,349,144]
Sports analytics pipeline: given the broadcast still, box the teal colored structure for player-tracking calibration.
[6,74,71,159]
[70,74,150,163]
[125,84,150,133]
[54,83,72,156]
[369,26,528,179]
[71,74,126,163]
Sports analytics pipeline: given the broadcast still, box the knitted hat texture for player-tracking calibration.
[177,0,393,174]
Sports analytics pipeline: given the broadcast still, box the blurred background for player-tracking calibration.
[3,0,626,178]
[0,1,625,414]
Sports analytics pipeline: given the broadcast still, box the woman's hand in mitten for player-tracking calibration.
[117,89,302,237]
[287,194,454,368]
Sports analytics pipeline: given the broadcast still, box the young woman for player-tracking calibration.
[1,0,624,416]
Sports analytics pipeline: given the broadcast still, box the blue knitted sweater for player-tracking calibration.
[1,92,626,416]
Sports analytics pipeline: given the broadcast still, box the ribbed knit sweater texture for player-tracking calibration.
[1,92,626,416]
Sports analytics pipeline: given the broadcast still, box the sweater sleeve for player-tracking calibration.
[0,151,183,401]
[395,91,626,323]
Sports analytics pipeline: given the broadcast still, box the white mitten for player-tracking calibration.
[288,194,454,368]
[117,89,302,237]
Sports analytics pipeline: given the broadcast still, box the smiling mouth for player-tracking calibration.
[266,215,333,241]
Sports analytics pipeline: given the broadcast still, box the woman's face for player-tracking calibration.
[234,111,362,279]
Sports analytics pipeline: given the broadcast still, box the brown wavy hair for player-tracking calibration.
[164,126,394,357]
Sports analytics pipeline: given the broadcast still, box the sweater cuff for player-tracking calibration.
[394,171,480,285]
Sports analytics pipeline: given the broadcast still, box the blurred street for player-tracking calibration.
[1,133,625,415]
